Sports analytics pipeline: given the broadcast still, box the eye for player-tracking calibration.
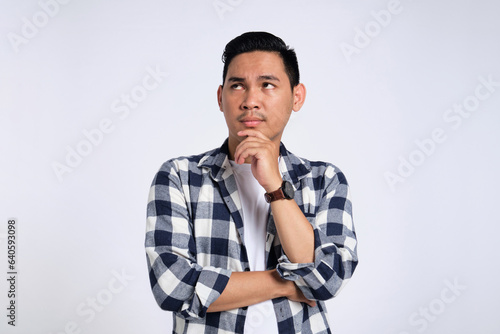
[263,82,275,89]
[231,83,244,90]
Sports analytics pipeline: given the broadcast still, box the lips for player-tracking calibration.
[240,117,263,127]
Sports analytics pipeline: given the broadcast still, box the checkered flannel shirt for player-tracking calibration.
[145,140,358,333]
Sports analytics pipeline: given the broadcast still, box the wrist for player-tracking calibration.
[263,172,283,193]
[264,179,283,193]
[270,269,294,298]
[264,180,295,203]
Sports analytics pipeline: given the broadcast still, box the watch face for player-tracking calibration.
[282,181,294,199]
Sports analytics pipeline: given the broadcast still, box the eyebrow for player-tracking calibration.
[227,75,280,83]
[258,75,280,82]
[227,77,245,83]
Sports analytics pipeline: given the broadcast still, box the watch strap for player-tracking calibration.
[264,186,286,203]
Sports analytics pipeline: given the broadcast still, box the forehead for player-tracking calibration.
[226,51,287,79]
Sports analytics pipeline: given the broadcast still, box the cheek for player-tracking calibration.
[271,102,293,123]
[222,95,241,111]
[267,113,292,134]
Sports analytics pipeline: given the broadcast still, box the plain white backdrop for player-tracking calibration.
[1,0,499,333]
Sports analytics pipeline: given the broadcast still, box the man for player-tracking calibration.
[145,32,358,333]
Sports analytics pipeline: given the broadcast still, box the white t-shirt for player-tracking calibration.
[229,161,279,334]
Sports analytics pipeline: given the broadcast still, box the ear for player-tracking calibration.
[217,85,223,112]
[292,83,306,112]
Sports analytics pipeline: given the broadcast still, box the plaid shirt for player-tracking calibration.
[145,140,358,333]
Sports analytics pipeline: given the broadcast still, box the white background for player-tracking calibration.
[1,0,499,333]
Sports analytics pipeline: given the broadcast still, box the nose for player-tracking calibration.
[241,87,261,110]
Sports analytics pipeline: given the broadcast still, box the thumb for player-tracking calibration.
[306,299,317,307]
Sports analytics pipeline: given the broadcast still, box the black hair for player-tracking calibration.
[221,32,300,89]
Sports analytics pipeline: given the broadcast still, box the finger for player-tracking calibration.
[234,142,273,165]
[237,129,269,140]
[306,300,317,307]
[236,135,266,147]
[234,146,262,165]
[234,139,269,163]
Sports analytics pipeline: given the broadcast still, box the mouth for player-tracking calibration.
[240,117,263,127]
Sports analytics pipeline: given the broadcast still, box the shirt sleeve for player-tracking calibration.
[276,165,358,301]
[145,161,231,319]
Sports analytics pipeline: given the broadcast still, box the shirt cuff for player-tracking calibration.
[180,266,232,319]
[275,254,314,281]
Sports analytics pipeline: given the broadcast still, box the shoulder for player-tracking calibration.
[284,147,348,186]
[158,147,218,174]
[307,160,349,186]
[150,148,220,189]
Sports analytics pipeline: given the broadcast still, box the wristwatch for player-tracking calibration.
[264,180,294,203]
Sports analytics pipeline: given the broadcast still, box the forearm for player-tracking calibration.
[274,166,358,301]
[207,269,308,313]
[270,198,315,263]
[232,132,314,263]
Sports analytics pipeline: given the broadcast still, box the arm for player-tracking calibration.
[276,165,358,301]
[207,269,316,313]
[233,130,315,264]
[234,130,358,301]
[269,196,315,263]
[145,162,232,319]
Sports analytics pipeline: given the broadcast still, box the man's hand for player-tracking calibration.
[273,269,317,308]
[233,129,282,192]
[285,283,317,308]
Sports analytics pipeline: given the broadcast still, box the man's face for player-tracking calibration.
[217,51,306,157]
